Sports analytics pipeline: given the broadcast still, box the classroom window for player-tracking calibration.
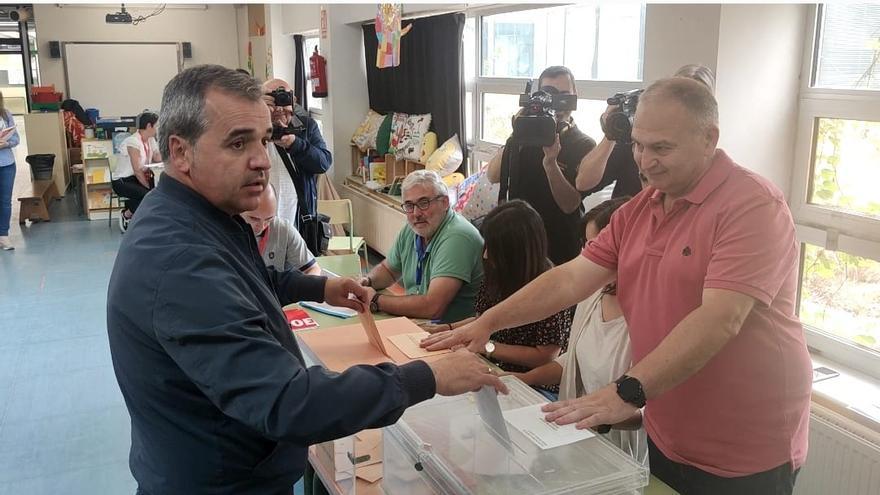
[792,4,880,378]
[465,5,643,153]
[808,117,880,220]
[480,4,644,81]
[812,3,880,90]
[800,243,880,353]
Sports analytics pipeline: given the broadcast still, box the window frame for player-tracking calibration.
[792,5,880,380]
[465,4,645,154]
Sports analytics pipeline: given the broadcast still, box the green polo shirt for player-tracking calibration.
[386,209,484,323]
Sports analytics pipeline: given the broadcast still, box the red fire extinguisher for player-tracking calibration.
[309,47,328,98]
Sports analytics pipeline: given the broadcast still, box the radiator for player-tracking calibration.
[795,403,880,495]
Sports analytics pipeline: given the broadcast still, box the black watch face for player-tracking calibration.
[618,377,645,406]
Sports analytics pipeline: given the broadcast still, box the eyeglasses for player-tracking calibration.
[401,195,445,213]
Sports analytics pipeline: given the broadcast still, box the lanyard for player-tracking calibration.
[415,236,429,285]
[258,226,271,255]
[141,135,151,165]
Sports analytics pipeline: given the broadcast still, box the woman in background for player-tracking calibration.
[0,91,21,251]
[111,111,161,232]
[511,196,647,466]
[423,199,572,399]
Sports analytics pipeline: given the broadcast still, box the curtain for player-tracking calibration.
[362,12,467,172]
[293,34,308,111]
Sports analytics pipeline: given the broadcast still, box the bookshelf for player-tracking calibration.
[81,139,122,220]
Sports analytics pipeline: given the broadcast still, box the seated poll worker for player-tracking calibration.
[360,170,484,323]
[242,183,322,275]
[106,65,506,495]
[424,77,812,494]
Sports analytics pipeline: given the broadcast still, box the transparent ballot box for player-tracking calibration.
[383,377,648,494]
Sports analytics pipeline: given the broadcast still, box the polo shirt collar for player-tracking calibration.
[681,149,735,205]
[648,149,735,206]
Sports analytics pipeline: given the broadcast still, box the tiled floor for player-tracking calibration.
[0,209,135,493]
[0,119,312,494]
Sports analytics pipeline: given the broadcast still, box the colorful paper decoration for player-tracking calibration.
[375,3,411,69]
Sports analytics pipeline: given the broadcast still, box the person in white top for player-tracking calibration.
[111,111,161,232]
[509,196,648,467]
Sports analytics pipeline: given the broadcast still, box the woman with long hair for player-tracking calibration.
[512,196,647,465]
[0,91,21,250]
[423,200,572,398]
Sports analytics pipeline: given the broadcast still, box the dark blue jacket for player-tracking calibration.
[279,114,331,227]
[107,176,435,495]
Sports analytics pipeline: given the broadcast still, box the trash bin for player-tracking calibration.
[26,154,55,181]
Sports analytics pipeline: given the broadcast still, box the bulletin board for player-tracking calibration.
[62,42,181,117]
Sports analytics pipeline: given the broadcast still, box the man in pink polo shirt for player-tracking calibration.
[423,77,812,494]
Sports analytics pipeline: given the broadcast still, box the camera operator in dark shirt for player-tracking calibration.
[487,66,596,266]
[262,78,332,250]
[576,64,716,198]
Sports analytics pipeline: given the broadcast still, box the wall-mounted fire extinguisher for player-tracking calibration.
[309,46,328,98]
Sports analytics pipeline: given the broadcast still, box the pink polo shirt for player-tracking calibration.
[583,150,812,477]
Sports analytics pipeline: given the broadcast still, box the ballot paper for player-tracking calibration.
[503,403,595,450]
[359,309,389,356]
[387,332,452,359]
[474,386,512,450]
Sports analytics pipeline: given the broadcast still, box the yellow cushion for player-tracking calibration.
[426,134,464,177]
[442,172,465,188]
[419,132,438,163]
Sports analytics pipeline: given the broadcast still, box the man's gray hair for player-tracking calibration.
[640,77,719,132]
[401,170,448,196]
[158,64,263,161]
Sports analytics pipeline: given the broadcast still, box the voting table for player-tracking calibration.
[286,254,676,494]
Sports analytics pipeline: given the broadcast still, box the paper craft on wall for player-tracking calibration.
[375,3,412,68]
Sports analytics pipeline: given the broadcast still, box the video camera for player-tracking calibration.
[266,88,306,141]
[602,89,643,143]
[510,81,578,147]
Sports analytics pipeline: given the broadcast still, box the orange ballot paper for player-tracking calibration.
[359,308,388,356]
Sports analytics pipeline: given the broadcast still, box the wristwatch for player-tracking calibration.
[369,293,381,313]
[483,340,496,359]
[615,375,647,408]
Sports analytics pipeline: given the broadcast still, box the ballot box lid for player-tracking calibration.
[383,377,649,495]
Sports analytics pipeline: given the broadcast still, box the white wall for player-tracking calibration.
[34,4,240,97]
[282,4,321,35]
[642,4,722,81]
[715,3,806,192]
[266,3,297,84]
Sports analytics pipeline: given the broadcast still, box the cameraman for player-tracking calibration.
[576,64,716,197]
[487,66,596,266]
[262,78,332,244]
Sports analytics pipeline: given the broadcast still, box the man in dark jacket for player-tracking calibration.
[262,78,331,238]
[107,65,505,495]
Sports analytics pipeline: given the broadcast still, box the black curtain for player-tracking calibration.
[293,34,308,111]
[363,12,467,172]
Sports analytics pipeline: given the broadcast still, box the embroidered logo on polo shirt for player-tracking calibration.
[682,246,692,257]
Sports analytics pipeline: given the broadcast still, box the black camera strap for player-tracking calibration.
[498,140,522,205]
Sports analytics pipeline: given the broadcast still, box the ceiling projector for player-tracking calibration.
[106,5,133,24]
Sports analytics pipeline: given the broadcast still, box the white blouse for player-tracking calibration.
[115,133,159,179]
[556,291,648,467]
